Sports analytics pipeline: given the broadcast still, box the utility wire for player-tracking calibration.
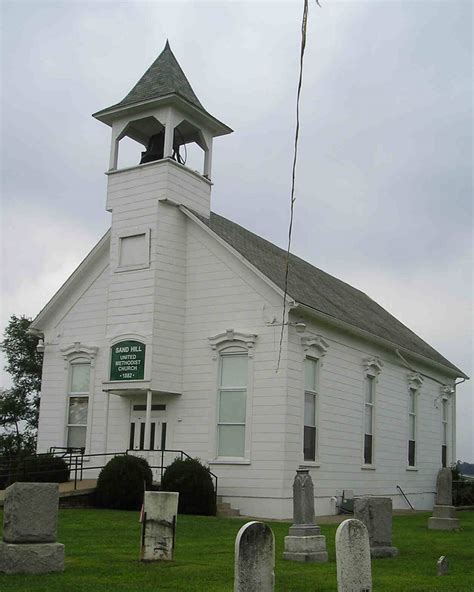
[276,0,316,372]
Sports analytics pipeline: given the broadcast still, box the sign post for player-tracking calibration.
[110,341,146,381]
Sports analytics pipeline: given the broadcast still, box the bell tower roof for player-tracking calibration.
[116,40,204,112]
[93,41,232,177]
[93,41,231,138]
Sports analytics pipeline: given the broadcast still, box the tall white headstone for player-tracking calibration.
[335,519,372,592]
[234,521,274,592]
[140,491,179,562]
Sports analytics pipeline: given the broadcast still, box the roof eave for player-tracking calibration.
[295,302,469,380]
[92,94,233,137]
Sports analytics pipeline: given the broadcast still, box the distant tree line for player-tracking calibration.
[456,461,474,477]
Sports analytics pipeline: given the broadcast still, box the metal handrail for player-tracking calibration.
[1,448,218,503]
[396,484,415,510]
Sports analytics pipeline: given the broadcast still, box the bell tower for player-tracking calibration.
[94,43,232,407]
[93,40,232,211]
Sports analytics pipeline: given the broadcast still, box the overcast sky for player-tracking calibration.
[1,0,472,459]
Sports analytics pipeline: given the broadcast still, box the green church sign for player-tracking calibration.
[110,341,145,381]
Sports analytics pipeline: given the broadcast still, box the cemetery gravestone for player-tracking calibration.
[140,491,179,561]
[234,521,274,592]
[428,468,460,531]
[283,469,328,563]
[354,497,398,558]
[335,519,372,592]
[0,482,64,574]
[437,555,448,576]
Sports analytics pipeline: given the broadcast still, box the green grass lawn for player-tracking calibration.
[0,510,473,591]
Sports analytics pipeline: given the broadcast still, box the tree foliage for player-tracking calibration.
[1,315,43,454]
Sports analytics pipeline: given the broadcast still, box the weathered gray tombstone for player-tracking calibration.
[354,497,398,558]
[428,468,460,531]
[283,469,328,563]
[234,521,274,592]
[0,482,64,574]
[336,519,372,592]
[140,491,179,561]
[437,555,448,576]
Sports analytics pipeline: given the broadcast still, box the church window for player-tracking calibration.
[304,358,318,462]
[408,387,417,467]
[217,354,248,457]
[67,362,90,449]
[441,398,448,467]
[364,375,375,465]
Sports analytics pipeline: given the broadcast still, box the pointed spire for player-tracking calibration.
[115,41,204,111]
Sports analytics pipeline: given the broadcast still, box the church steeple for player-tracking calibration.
[93,41,232,178]
[115,40,204,112]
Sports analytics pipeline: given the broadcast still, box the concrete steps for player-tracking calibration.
[216,499,241,518]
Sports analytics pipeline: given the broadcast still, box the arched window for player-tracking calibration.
[362,357,383,467]
[209,330,256,460]
[217,351,248,458]
[407,373,423,468]
[61,343,97,450]
[301,335,329,464]
[67,359,91,449]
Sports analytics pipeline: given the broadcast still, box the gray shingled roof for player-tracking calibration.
[197,211,464,376]
[108,41,204,112]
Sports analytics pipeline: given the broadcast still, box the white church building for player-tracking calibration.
[30,42,467,518]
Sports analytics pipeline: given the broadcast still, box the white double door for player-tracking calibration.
[129,404,168,451]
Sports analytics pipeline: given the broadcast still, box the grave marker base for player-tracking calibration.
[370,545,399,558]
[428,505,459,531]
[283,535,328,563]
[0,542,64,574]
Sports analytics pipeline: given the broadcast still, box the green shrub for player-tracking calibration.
[95,455,153,510]
[0,454,70,488]
[161,457,216,516]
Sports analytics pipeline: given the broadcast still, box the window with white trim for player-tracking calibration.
[217,353,248,457]
[304,358,318,461]
[364,376,375,465]
[442,398,448,467]
[67,361,90,449]
[408,387,417,467]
